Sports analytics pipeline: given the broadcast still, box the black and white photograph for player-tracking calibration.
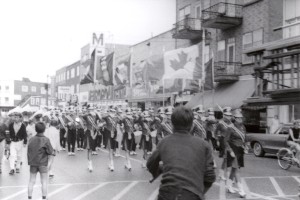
[0,0,300,199]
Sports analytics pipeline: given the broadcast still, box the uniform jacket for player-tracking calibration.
[9,122,27,144]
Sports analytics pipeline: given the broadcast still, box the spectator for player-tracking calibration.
[27,122,54,200]
[0,117,8,174]
[147,106,216,200]
[269,115,280,134]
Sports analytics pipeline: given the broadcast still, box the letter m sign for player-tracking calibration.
[93,33,104,46]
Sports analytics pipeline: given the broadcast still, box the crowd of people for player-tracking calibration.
[0,103,251,199]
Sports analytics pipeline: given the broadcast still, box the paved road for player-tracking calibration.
[0,148,299,200]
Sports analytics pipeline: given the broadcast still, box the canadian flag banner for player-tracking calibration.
[163,44,201,80]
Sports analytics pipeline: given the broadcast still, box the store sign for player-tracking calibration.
[58,86,71,94]
[89,87,126,102]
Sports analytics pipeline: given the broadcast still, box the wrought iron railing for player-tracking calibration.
[202,2,243,20]
[214,61,241,76]
[173,17,202,33]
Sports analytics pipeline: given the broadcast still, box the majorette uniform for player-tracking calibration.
[191,117,207,139]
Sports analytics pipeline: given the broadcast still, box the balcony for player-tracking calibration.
[214,61,241,83]
[202,2,243,30]
[172,17,203,40]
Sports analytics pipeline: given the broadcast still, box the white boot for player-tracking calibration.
[226,179,236,193]
[125,161,132,171]
[88,160,93,172]
[237,182,246,198]
[218,169,226,181]
[109,161,114,171]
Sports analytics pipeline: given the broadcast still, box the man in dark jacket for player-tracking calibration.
[147,106,216,200]
[0,117,8,173]
[8,112,27,175]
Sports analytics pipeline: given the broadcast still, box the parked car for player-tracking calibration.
[246,124,292,157]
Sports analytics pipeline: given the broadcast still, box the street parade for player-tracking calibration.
[1,0,300,200]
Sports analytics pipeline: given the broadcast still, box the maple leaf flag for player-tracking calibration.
[163,45,200,80]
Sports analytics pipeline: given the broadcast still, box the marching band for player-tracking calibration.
[0,103,247,197]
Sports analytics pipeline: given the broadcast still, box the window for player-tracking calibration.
[204,45,210,63]
[22,85,28,92]
[77,66,80,76]
[0,86,1,91]
[41,98,46,105]
[41,87,46,94]
[76,84,79,93]
[31,86,36,92]
[35,98,40,105]
[253,29,263,47]
[179,5,191,21]
[243,32,253,49]
[67,71,70,80]
[31,97,35,105]
[284,0,300,21]
[242,29,263,64]
[5,97,9,103]
[71,68,75,78]
[5,86,9,91]
[217,40,226,61]
[195,4,201,19]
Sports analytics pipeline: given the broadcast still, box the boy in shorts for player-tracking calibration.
[27,122,54,200]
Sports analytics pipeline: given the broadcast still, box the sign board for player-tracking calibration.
[58,86,71,94]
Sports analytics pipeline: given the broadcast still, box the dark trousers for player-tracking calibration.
[95,135,102,148]
[60,132,66,148]
[206,131,218,150]
[68,134,76,152]
[158,187,201,200]
[77,133,84,149]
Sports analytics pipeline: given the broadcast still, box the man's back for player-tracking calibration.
[155,132,215,199]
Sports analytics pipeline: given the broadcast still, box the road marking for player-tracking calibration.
[147,188,159,200]
[219,180,226,200]
[293,176,300,183]
[36,184,72,200]
[111,181,138,200]
[1,189,27,200]
[0,180,149,189]
[269,177,285,197]
[72,183,108,200]
[241,178,252,199]
[214,181,278,200]
[100,149,143,164]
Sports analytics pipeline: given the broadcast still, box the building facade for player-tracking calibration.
[14,78,54,108]
[175,0,288,132]
[0,80,15,114]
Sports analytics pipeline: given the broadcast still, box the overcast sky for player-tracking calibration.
[0,0,175,83]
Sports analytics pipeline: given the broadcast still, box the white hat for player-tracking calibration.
[165,106,173,115]
[234,109,243,118]
[223,107,232,116]
[207,107,214,115]
[193,105,204,113]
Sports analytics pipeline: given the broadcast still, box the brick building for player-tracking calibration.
[176,0,292,132]
[14,78,55,108]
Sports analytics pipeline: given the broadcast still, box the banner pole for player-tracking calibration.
[163,79,165,107]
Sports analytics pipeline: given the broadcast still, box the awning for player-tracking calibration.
[186,78,255,109]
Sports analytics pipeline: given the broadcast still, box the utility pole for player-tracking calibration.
[46,75,49,108]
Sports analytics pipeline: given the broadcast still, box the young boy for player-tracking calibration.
[27,122,54,200]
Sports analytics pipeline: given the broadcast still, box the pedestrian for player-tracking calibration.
[147,106,216,200]
[269,115,280,134]
[0,117,8,174]
[83,121,97,172]
[286,119,300,165]
[27,122,55,200]
[26,119,36,140]
[59,124,67,151]
[206,108,218,151]
[44,119,61,178]
[8,112,27,175]
[67,122,77,156]
[225,110,247,197]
